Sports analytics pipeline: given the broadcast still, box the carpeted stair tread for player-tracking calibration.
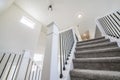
[75,47,120,54]
[77,36,105,43]
[75,42,118,51]
[73,57,120,71]
[73,57,120,62]
[75,47,120,58]
[70,69,120,80]
[77,39,110,46]
[76,42,117,49]
[70,36,120,80]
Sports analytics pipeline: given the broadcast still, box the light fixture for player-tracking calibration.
[20,16,35,29]
[83,33,87,36]
[48,4,53,11]
[78,14,82,18]
[48,0,53,11]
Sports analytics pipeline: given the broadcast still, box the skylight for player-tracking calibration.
[20,16,35,29]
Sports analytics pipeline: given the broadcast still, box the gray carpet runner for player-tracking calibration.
[70,37,120,80]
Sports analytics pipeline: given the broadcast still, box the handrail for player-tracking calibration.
[59,29,76,78]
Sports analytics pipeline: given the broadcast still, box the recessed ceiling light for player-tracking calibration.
[20,16,35,29]
[78,14,82,18]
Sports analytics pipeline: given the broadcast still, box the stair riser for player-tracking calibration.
[70,77,88,80]
[73,62,120,71]
[75,52,120,58]
[77,40,110,47]
[76,45,117,51]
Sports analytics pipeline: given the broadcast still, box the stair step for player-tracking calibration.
[75,42,118,51]
[70,69,120,80]
[73,57,120,71]
[77,39,110,46]
[70,36,120,80]
[75,47,120,58]
[77,36,105,43]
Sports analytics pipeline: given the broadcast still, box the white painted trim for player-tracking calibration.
[59,27,73,33]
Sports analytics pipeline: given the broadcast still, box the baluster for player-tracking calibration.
[66,30,70,61]
[107,15,120,38]
[59,34,63,78]
[59,29,75,79]
[104,16,119,37]
[113,13,120,21]
[100,18,113,36]
[5,54,16,80]
[11,54,21,80]
[62,33,66,70]
[103,17,115,37]
[117,11,120,15]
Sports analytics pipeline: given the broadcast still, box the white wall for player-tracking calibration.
[95,26,102,38]
[0,0,15,14]
[0,4,42,53]
[73,26,82,41]
[36,26,47,54]
[33,26,47,67]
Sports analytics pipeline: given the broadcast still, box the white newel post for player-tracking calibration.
[16,50,32,80]
[41,22,59,80]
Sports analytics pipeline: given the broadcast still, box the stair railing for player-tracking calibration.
[0,50,41,80]
[96,10,120,46]
[59,28,77,79]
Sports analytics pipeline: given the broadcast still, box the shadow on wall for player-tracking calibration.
[95,26,102,38]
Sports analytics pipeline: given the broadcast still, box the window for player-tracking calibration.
[20,16,35,29]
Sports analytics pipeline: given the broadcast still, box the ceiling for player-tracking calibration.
[14,0,120,34]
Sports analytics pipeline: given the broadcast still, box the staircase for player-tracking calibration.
[70,36,120,80]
